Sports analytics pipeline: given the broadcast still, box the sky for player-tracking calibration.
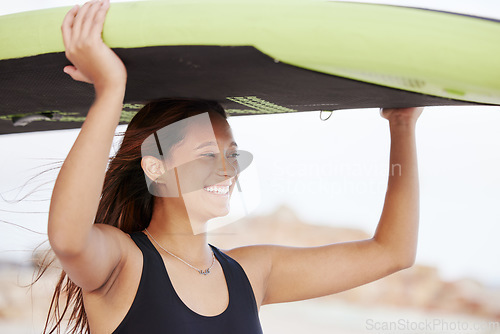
[0,0,499,287]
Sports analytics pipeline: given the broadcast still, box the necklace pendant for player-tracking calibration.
[144,229,216,276]
[199,268,211,275]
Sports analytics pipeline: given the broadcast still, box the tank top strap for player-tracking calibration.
[209,244,260,317]
[129,231,152,253]
[128,231,166,278]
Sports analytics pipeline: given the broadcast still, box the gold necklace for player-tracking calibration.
[144,228,215,276]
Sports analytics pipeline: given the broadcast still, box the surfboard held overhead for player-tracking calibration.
[0,1,499,134]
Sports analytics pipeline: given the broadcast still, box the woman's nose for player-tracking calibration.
[216,155,239,177]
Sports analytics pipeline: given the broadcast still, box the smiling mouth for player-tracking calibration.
[203,185,230,195]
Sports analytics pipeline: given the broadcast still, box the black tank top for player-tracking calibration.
[112,232,263,333]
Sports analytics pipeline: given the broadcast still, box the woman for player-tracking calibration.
[46,0,423,333]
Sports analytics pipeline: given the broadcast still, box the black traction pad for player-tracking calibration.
[0,45,479,135]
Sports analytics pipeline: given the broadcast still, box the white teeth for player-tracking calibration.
[204,186,229,195]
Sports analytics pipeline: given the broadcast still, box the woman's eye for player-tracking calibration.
[200,152,240,159]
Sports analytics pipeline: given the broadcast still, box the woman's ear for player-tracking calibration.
[141,156,166,183]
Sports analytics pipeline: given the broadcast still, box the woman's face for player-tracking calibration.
[162,113,240,225]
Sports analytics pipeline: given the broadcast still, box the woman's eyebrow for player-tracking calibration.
[195,141,217,150]
[194,141,238,150]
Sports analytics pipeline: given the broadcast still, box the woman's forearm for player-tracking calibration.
[48,87,125,254]
[373,121,420,268]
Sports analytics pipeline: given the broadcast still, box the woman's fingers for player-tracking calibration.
[63,65,93,84]
[60,0,126,88]
[71,1,95,42]
[61,5,79,48]
[80,1,105,40]
[90,0,110,38]
[380,107,424,124]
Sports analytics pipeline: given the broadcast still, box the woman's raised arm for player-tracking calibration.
[227,107,423,306]
[47,0,129,292]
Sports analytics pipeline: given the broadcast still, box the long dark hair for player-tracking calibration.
[39,98,227,334]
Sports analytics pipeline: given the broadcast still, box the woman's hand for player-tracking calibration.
[380,107,424,126]
[61,0,127,94]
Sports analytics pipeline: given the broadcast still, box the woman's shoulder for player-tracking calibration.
[218,245,272,284]
[218,244,277,309]
[80,225,144,298]
[92,224,142,249]
[220,244,279,267]
[83,225,144,333]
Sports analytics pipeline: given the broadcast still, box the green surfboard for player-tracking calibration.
[0,0,499,134]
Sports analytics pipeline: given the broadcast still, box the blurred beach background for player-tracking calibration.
[1,0,500,333]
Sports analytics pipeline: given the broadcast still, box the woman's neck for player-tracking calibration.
[145,196,212,264]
